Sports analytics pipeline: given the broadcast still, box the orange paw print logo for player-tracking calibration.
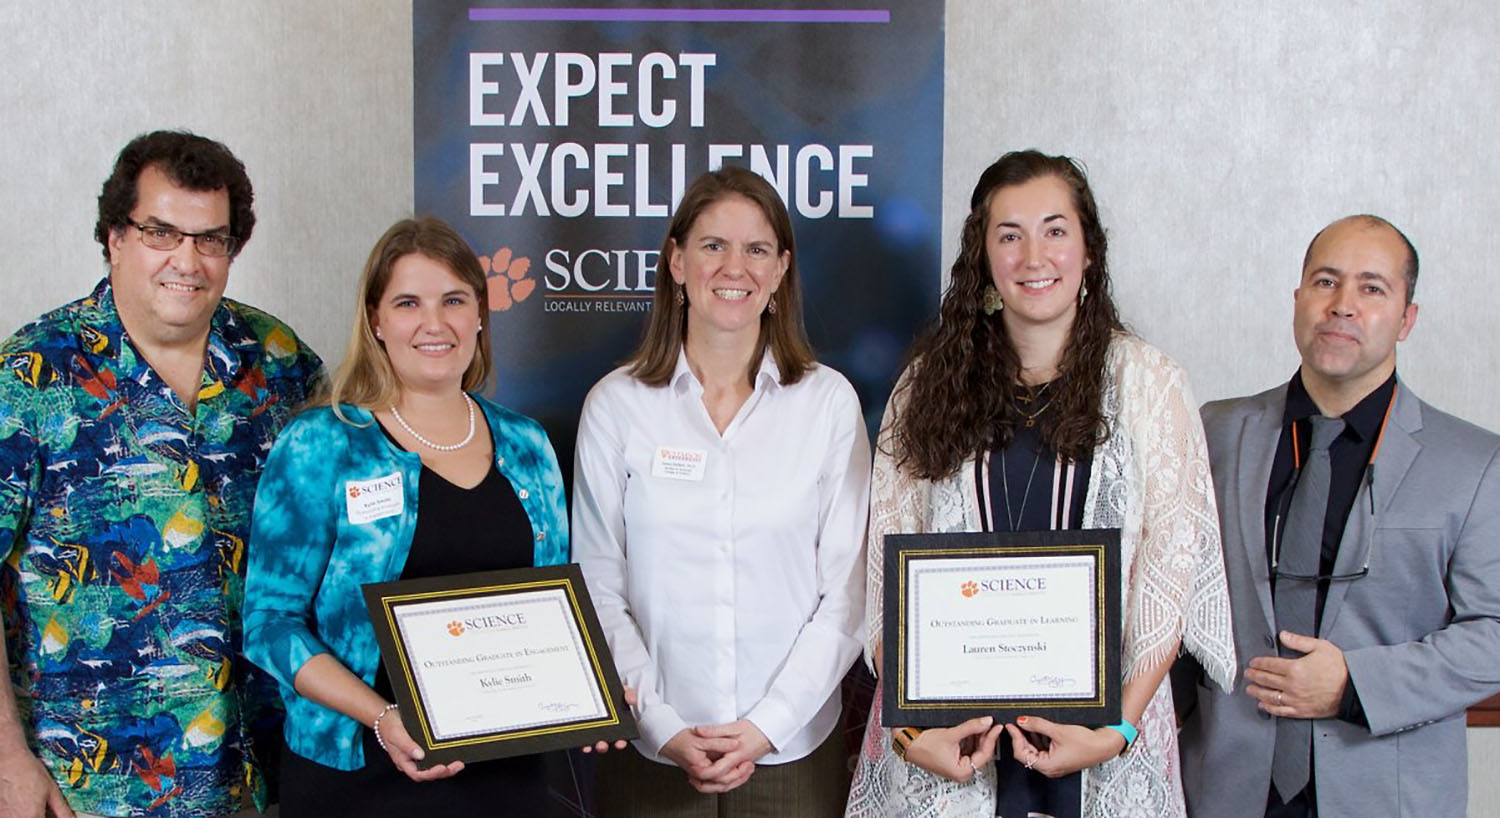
[961,580,979,598]
[481,248,536,311]
[446,621,465,637]
[347,486,360,498]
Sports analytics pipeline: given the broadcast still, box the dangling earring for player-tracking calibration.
[1078,282,1089,307]
[982,284,1004,315]
[766,297,777,315]
[674,285,685,306]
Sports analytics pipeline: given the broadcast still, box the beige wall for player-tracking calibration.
[943,1,1500,434]
[0,2,412,364]
[2,2,1497,814]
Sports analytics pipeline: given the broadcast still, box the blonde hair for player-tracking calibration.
[317,218,493,423]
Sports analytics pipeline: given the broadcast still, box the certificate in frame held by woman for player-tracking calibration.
[882,530,1122,728]
[362,564,637,765]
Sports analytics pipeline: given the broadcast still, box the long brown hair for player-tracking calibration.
[890,150,1124,480]
[628,166,815,387]
[319,217,494,421]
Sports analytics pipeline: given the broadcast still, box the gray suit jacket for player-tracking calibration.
[1178,380,1500,818]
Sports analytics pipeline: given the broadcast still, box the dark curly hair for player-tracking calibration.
[94,130,255,261]
[890,150,1124,480]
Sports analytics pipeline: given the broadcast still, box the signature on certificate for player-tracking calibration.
[1029,674,1076,689]
[539,701,582,713]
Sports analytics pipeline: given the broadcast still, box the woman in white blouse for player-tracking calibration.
[572,166,871,817]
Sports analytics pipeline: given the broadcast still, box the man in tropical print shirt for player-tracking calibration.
[0,131,322,817]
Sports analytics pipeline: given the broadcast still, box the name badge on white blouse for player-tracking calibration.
[652,446,707,481]
[346,472,405,524]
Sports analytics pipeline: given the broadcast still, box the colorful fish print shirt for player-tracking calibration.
[0,278,323,817]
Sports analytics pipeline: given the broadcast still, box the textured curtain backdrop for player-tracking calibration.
[0,3,412,367]
[941,1,1500,436]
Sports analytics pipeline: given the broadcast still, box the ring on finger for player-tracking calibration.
[1277,691,1284,706]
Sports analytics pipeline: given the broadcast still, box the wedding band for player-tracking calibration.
[1025,759,1035,770]
[1277,691,1284,706]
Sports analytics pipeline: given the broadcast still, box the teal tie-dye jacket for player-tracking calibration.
[242,398,567,770]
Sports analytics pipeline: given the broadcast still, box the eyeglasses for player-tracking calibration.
[127,220,238,258]
[1270,464,1376,584]
[1271,564,1370,584]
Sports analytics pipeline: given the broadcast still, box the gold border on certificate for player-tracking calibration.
[363,564,637,764]
[882,530,1122,728]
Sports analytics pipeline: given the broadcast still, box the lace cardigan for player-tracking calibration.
[858,333,1235,817]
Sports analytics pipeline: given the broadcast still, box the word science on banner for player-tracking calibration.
[414,1,945,466]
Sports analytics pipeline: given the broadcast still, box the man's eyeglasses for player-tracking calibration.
[127,220,238,258]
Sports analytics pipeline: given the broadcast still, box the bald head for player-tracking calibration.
[1302,215,1419,305]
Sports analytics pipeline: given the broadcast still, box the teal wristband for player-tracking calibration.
[1104,719,1137,752]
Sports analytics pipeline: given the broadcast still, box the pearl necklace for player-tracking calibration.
[390,394,476,452]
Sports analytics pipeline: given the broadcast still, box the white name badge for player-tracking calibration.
[346,472,405,524]
[652,446,708,481]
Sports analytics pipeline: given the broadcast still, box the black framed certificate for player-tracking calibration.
[882,530,1122,728]
[362,564,636,765]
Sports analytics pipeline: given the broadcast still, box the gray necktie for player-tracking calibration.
[1271,414,1345,804]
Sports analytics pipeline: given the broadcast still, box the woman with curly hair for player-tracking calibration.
[845,150,1235,818]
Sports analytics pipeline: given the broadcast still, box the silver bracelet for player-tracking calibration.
[371,703,399,751]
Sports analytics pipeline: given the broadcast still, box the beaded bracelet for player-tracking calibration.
[372,703,400,751]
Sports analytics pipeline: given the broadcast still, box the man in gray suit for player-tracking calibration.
[1176,214,1500,817]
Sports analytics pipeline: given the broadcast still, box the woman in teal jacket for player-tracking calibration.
[244,218,567,816]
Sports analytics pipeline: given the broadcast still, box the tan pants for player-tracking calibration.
[596,729,848,818]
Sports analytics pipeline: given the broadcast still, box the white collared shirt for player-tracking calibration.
[573,351,870,763]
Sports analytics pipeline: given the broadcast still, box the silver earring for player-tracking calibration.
[1079,282,1088,307]
[766,298,777,315]
[982,284,1004,315]
[375,328,384,340]
[674,285,685,306]
[477,323,483,333]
